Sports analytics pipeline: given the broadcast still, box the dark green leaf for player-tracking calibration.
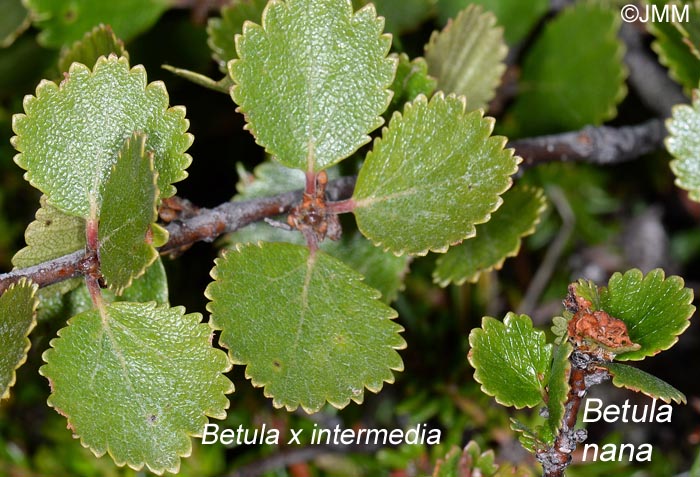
[0,0,30,48]
[468,313,551,408]
[353,93,518,255]
[206,0,268,72]
[546,342,572,440]
[206,242,405,412]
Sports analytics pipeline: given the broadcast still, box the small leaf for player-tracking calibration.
[468,313,552,408]
[546,342,572,440]
[353,93,519,256]
[98,132,159,294]
[599,269,695,361]
[40,302,233,474]
[58,24,129,74]
[25,0,169,48]
[649,0,700,94]
[230,0,395,171]
[433,185,546,286]
[666,92,700,202]
[0,0,30,48]
[425,4,507,111]
[432,441,498,477]
[206,0,268,72]
[436,0,549,45]
[0,279,38,400]
[12,55,192,218]
[12,195,85,295]
[505,3,627,136]
[603,362,686,405]
[387,53,437,116]
[206,242,405,413]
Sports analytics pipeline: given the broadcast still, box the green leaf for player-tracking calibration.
[40,302,233,474]
[98,132,159,294]
[12,195,85,295]
[12,55,192,218]
[0,0,30,48]
[435,0,549,45]
[666,92,700,202]
[230,0,395,172]
[57,24,129,74]
[387,53,437,115]
[432,441,498,477]
[649,0,700,94]
[207,0,268,72]
[546,342,572,440]
[468,313,552,408]
[602,362,686,405]
[25,0,169,48]
[433,185,546,286]
[505,3,627,136]
[599,269,695,361]
[425,4,507,111]
[206,242,405,413]
[353,93,519,256]
[0,279,38,400]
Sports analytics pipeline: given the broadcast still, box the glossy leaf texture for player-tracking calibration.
[0,279,38,400]
[206,242,405,413]
[433,185,546,286]
[12,196,85,295]
[666,92,700,202]
[505,2,627,136]
[432,441,498,477]
[353,93,519,256]
[228,161,410,302]
[40,302,233,474]
[230,0,395,172]
[603,362,686,405]
[468,313,552,409]
[12,55,192,218]
[436,0,549,45]
[546,342,572,439]
[207,0,267,72]
[387,53,437,117]
[98,132,159,294]
[425,4,507,111]
[649,0,700,94]
[599,269,695,361]
[25,0,169,48]
[58,24,129,74]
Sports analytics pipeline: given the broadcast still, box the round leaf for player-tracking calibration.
[603,362,686,405]
[433,185,546,286]
[25,0,169,48]
[229,0,395,171]
[12,55,192,218]
[206,242,405,413]
[425,4,508,111]
[468,313,552,409]
[505,3,627,136]
[599,269,695,361]
[0,279,38,400]
[666,92,700,202]
[353,93,519,256]
[40,302,233,474]
[98,132,159,294]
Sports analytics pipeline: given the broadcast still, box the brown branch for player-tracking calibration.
[0,176,357,295]
[511,118,666,169]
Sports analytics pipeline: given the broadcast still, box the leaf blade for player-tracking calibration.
[40,302,233,474]
[353,93,519,255]
[666,92,700,202]
[468,313,552,409]
[206,242,405,413]
[229,0,396,171]
[603,362,686,405]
